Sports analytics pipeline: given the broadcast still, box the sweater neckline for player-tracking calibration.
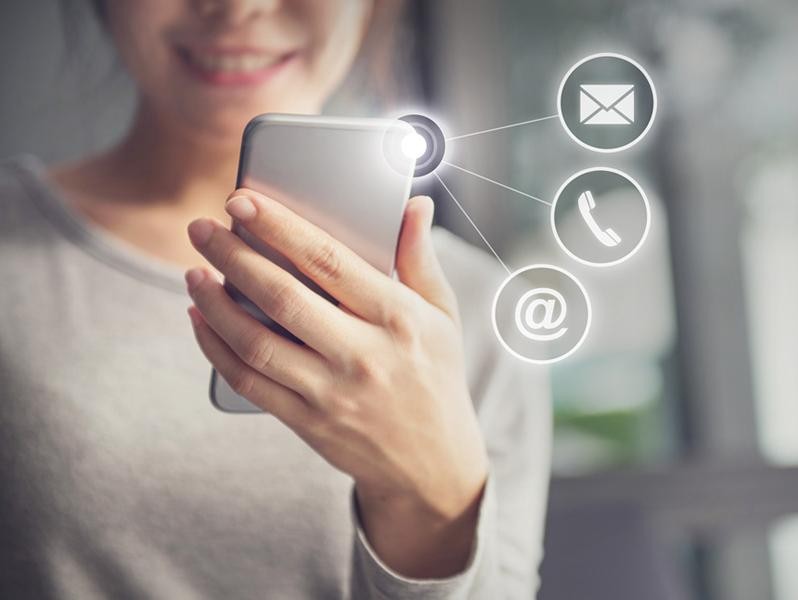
[14,154,192,295]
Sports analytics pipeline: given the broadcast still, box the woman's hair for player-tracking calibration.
[357,0,409,102]
[73,0,412,107]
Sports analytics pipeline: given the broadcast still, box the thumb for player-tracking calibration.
[395,196,458,318]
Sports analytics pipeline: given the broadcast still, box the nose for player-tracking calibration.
[194,0,282,23]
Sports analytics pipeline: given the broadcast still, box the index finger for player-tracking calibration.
[224,189,409,325]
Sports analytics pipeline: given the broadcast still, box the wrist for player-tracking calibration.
[359,435,489,522]
[357,475,484,526]
[354,467,488,578]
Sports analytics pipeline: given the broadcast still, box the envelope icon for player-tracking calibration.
[579,84,635,125]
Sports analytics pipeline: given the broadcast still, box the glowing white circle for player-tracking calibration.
[400,131,428,160]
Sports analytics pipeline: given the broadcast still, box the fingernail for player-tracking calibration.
[185,268,206,292]
[417,196,434,232]
[225,196,256,220]
[187,305,202,327]
[187,219,214,246]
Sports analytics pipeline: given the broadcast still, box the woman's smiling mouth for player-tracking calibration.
[176,46,300,86]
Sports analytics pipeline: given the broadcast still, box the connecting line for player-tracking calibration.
[434,172,512,276]
[441,161,552,207]
[445,114,558,141]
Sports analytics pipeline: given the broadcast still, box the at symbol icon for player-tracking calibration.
[514,288,569,342]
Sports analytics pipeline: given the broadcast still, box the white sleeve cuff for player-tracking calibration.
[349,473,498,600]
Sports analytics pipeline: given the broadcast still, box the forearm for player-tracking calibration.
[350,473,502,600]
[348,368,551,600]
[354,477,486,579]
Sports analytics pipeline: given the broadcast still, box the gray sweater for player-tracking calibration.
[0,155,551,600]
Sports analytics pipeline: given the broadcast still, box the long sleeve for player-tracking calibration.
[348,341,552,599]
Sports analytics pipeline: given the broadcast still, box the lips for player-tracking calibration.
[176,46,299,86]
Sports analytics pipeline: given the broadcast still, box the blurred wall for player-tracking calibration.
[0,1,134,164]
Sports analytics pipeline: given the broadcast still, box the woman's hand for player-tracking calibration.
[185,189,489,578]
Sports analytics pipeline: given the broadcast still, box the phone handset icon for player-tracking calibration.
[577,190,622,247]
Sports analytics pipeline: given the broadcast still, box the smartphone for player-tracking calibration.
[210,114,417,413]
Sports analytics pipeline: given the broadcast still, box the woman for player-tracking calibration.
[0,1,551,598]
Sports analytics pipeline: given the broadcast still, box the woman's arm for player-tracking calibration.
[350,296,552,599]
[184,189,549,596]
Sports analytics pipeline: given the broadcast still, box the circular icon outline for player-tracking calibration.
[551,167,651,268]
[398,113,447,177]
[557,52,658,154]
[491,264,592,364]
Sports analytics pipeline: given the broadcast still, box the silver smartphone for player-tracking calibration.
[210,114,417,413]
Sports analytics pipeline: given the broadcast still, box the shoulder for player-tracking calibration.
[430,225,550,403]
[0,154,68,284]
[430,225,508,317]
[430,226,510,334]
[0,154,50,236]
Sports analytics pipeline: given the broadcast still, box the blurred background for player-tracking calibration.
[1,1,797,598]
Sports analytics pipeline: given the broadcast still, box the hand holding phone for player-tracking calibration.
[211,114,417,412]
[185,186,489,577]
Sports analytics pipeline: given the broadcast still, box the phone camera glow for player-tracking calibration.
[401,131,428,160]
[398,114,446,177]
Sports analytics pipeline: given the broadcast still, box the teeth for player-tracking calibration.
[188,51,279,73]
